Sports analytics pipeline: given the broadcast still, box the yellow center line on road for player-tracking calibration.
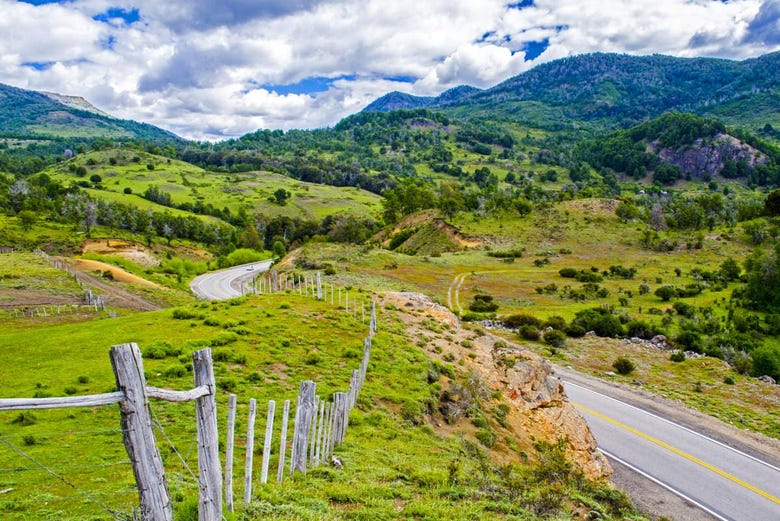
[572,402,780,505]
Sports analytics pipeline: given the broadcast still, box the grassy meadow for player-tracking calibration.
[0,293,643,520]
[42,150,383,222]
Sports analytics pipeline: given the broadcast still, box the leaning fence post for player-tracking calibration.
[309,395,320,464]
[261,400,276,484]
[314,399,325,466]
[110,343,172,521]
[277,400,290,483]
[244,398,256,504]
[193,349,222,521]
[224,394,237,513]
[291,381,316,474]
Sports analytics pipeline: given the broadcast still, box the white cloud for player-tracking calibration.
[0,0,777,140]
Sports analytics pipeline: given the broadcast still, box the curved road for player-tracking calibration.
[563,380,780,521]
[190,260,273,300]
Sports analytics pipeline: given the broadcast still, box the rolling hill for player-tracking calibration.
[0,82,180,141]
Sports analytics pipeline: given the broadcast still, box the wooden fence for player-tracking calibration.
[0,344,221,521]
[0,268,379,519]
[221,299,376,512]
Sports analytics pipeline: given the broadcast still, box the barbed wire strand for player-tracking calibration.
[148,403,229,521]
[0,434,127,519]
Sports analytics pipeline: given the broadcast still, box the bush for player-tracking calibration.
[676,331,704,353]
[558,268,578,278]
[750,345,780,380]
[655,285,677,301]
[669,350,686,362]
[519,325,540,341]
[612,356,636,375]
[503,313,541,328]
[543,329,567,348]
[544,316,568,331]
[565,324,587,338]
[469,294,499,313]
[573,308,624,337]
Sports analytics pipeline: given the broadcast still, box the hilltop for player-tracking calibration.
[0,82,180,141]
[365,51,780,133]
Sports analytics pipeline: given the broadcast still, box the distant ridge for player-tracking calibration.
[0,82,181,141]
[361,51,780,131]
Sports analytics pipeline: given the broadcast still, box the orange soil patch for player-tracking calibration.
[82,239,160,268]
[73,259,162,289]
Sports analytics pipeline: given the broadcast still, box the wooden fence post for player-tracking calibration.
[316,272,322,300]
[348,370,359,409]
[360,337,372,390]
[277,400,290,483]
[244,398,256,504]
[260,400,276,483]
[322,402,332,460]
[224,394,237,513]
[110,343,172,521]
[370,300,377,337]
[308,395,320,464]
[291,381,316,474]
[314,399,325,466]
[332,392,347,446]
[193,349,222,521]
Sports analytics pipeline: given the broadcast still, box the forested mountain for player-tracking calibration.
[0,82,180,141]
[365,52,780,132]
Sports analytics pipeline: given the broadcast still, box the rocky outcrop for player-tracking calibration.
[651,133,767,178]
[382,291,611,481]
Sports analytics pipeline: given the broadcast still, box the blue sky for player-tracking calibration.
[1,0,779,140]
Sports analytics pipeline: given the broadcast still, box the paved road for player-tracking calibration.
[189,260,273,300]
[564,381,780,521]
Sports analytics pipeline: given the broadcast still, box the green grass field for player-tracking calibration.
[0,294,644,521]
[42,150,383,223]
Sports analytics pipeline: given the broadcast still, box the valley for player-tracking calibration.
[2,50,780,520]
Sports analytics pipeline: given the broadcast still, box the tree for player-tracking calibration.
[719,257,741,281]
[765,189,780,217]
[272,240,286,257]
[18,210,36,231]
[90,174,102,185]
[751,345,780,380]
[615,201,641,223]
[273,188,291,206]
[655,285,677,301]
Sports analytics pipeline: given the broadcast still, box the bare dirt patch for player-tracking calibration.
[73,259,162,289]
[82,239,160,268]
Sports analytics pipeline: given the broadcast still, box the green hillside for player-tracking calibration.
[365,52,780,135]
[0,294,643,520]
[0,83,179,141]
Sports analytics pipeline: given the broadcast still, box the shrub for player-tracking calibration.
[573,308,624,337]
[77,375,89,384]
[669,350,686,362]
[558,268,578,278]
[519,325,540,341]
[613,356,636,375]
[543,329,567,348]
[750,345,780,380]
[565,324,587,338]
[503,313,541,328]
[655,285,677,301]
[11,412,37,426]
[469,294,499,313]
[475,428,497,448]
[676,331,704,353]
[172,308,199,320]
[544,316,568,331]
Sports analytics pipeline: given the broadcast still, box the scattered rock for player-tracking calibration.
[605,371,616,377]
[758,375,777,385]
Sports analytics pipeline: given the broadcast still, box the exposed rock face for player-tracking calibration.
[651,133,767,177]
[382,292,611,481]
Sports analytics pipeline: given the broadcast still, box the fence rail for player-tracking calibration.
[1,275,379,519]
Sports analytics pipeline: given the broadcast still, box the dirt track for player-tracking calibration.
[59,258,163,312]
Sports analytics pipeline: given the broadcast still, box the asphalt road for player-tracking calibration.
[189,259,273,300]
[564,381,780,521]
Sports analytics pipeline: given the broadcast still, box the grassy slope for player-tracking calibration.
[0,294,644,521]
[281,199,780,440]
[43,150,383,221]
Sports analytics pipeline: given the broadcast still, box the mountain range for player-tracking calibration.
[364,51,780,134]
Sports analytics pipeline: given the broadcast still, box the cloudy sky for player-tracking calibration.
[1,0,779,140]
